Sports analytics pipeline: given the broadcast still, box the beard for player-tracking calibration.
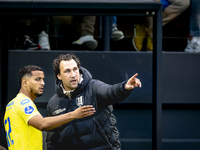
[30,88,43,97]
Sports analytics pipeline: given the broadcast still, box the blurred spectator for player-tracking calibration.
[10,16,50,50]
[133,0,190,51]
[112,16,124,41]
[72,16,98,50]
[184,0,200,52]
[72,16,124,50]
[133,17,153,51]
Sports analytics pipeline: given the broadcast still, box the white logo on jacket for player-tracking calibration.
[52,108,66,115]
[76,96,84,107]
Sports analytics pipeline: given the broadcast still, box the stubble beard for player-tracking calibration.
[30,88,43,97]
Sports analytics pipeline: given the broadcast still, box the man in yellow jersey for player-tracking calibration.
[4,65,95,150]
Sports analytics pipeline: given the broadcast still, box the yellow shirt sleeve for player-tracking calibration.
[16,98,40,125]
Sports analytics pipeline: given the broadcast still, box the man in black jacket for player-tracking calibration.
[46,53,141,150]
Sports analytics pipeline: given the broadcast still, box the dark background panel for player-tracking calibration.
[114,109,152,139]
[162,109,200,150]
[115,108,152,150]
[161,52,200,104]
[108,52,153,103]
[162,109,200,139]
[162,142,200,150]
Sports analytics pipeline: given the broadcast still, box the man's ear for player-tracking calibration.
[57,74,61,80]
[22,78,28,87]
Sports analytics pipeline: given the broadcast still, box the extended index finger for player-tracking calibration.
[130,73,138,80]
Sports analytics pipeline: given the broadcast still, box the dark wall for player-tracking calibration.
[3,51,200,150]
[161,52,200,103]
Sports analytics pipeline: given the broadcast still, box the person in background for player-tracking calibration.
[184,0,200,52]
[112,16,124,41]
[133,0,190,51]
[10,16,51,50]
[46,53,141,150]
[36,16,51,50]
[4,65,95,150]
[72,16,98,50]
[72,16,124,50]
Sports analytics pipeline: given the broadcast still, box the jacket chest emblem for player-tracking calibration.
[76,96,84,107]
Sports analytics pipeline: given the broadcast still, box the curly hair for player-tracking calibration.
[19,65,43,87]
[53,53,80,80]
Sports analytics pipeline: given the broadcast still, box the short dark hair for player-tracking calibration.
[53,53,80,80]
[19,65,43,87]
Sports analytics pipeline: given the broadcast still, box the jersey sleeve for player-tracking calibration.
[16,98,41,125]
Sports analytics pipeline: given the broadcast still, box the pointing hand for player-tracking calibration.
[125,73,142,90]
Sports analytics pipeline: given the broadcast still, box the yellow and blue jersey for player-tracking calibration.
[4,93,42,150]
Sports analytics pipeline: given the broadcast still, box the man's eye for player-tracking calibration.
[74,68,79,72]
[65,70,70,73]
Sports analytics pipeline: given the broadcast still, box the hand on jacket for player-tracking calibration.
[72,105,95,119]
[125,73,142,90]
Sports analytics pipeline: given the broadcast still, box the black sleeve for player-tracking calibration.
[92,80,133,107]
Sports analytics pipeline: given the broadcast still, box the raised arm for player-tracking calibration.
[92,73,141,106]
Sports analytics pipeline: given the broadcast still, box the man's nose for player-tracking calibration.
[41,79,45,85]
[71,71,76,77]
